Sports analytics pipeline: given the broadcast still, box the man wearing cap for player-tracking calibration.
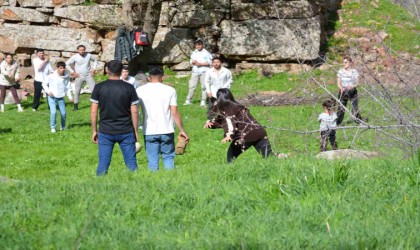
[137,67,189,171]
[184,39,212,107]
[90,60,140,176]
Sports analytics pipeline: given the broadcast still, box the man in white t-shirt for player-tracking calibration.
[137,67,188,171]
[120,66,138,89]
[205,56,232,116]
[184,39,212,107]
[32,49,53,111]
[65,45,97,111]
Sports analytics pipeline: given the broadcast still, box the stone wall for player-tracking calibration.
[0,0,341,78]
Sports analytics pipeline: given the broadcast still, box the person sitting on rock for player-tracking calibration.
[318,99,338,152]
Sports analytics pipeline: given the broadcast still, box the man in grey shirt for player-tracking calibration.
[66,45,97,111]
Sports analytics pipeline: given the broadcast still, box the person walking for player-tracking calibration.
[318,100,338,152]
[66,45,97,111]
[336,56,366,125]
[90,60,140,176]
[184,39,212,107]
[204,88,286,163]
[32,49,54,111]
[42,61,73,133]
[137,67,189,171]
[205,56,232,116]
[0,54,23,113]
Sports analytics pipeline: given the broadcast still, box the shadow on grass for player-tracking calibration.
[68,123,91,129]
[0,128,12,134]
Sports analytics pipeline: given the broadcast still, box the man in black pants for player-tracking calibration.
[32,49,53,111]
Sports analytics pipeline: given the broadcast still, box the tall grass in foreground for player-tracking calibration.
[0,71,419,248]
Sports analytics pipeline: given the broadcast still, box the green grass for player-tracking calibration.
[0,71,419,248]
[326,0,419,58]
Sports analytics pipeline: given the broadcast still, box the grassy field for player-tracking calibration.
[1,0,419,248]
[0,70,419,249]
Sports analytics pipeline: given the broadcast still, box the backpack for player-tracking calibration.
[135,29,150,47]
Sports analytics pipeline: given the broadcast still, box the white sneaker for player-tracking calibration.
[60,127,66,131]
[277,153,289,159]
[18,108,23,112]
[51,128,56,133]
[1,109,4,113]
[200,101,206,107]
[32,109,37,112]
[183,100,192,105]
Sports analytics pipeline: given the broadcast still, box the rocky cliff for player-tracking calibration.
[0,0,341,77]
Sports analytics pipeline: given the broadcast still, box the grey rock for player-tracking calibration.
[36,7,53,13]
[0,23,101,54]
[100,39,115,62]
[0,6,50,22]
[54,5,125,27]
[316,149,380,160]
[169,4,225,28]
[141,27,193,64]
[17,0,85,7]
[219,17,321,61]
[231,0,318,21]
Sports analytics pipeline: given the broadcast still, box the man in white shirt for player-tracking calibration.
[32,49,53,111]
[205,56,232,112]
[42,61,73,133]
[184,39,212,107]
[66,45,97,111]
[120,66,138,89]
[137,67,189,171]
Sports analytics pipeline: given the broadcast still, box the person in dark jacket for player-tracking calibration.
[204,88,286,162]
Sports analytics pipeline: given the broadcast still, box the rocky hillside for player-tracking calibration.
[0,0,341,77]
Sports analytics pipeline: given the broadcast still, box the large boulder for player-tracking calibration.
[0,6,50,22]
[219,17,321,61]
[163,3,225,28]
[231,0,318,20]
[54,5,125,27]
[100,39,115,62]
[141,27,193,64]
[0,23,101,53]
[17,0,85,7]
[316,149,380,160]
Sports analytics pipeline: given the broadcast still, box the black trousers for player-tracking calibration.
[337,88,362,125]
[320,130,337,152]
[32,80,43,110]
[227,137,273,163]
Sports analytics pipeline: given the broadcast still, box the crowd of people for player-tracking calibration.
[0,40,365,175]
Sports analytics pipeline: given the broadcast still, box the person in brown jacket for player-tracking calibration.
[204,88,284,162]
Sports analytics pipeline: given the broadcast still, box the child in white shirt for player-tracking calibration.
[42,61,73,133]
[318,100,338,152]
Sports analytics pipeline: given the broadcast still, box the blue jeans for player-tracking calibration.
[48,96,66,129]
[144,133,175,171]
[97,132,137,176]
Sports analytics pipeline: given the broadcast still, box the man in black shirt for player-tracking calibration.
[90,60,139,175]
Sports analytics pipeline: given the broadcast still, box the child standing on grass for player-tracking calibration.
[204,88,287,163]
[318,100,338,152]
[42,61,73,133]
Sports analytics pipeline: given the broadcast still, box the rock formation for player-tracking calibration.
[0,0,341,78]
